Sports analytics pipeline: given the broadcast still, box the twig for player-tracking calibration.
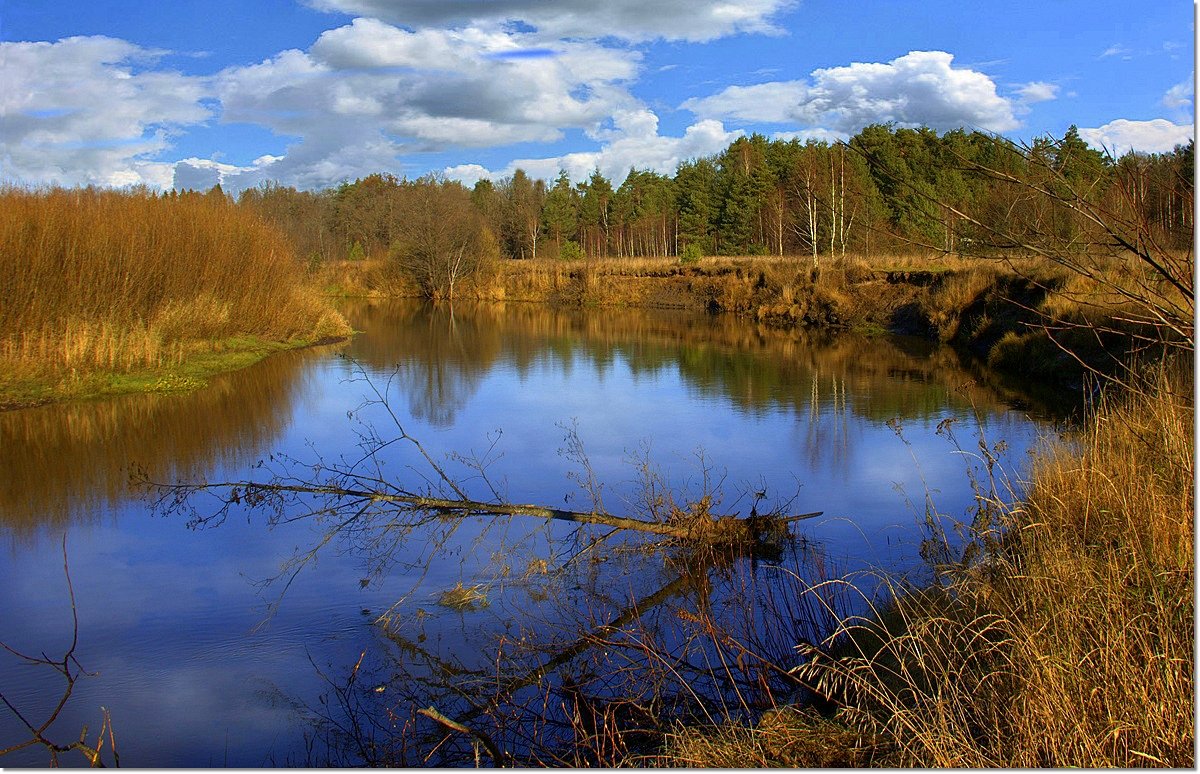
[418,706,506,766]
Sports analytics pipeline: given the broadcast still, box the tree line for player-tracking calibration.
[234,124,1194,271]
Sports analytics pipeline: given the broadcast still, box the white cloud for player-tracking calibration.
[0,36,211,188]
[1016,81,1059,104]
[443,163,492,188]
[445,115,742,187]
[1163,76,1194,110]
[1100,43,1133,58]
[303,0,795,43]
[194,18,644,191]
[682,51,1019,134]
[682,81,809,124]
[172,155,283,191]
[1078,119,1194,156]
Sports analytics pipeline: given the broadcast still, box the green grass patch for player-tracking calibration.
[850,321,890,337]
[0,334,343,411]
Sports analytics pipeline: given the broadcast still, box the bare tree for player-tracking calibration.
[787,152,823,269]
[391,176,498,302]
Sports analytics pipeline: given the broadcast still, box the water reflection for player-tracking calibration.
[343,299,1069,424]
[0,345,337,534]
[342,302,501,427]
[299,538,853,766]
[339,299,1068,489]
[1,301,1068,536]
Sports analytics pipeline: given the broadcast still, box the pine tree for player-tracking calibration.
[577,169,614,258]
[541,170,579,252]
[675,158,718,255]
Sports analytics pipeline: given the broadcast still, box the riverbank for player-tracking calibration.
[0,333,349,411]
[320,252,1147,390]
[656,359,1193,767]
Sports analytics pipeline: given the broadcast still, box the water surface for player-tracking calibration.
[0,300,1064,766]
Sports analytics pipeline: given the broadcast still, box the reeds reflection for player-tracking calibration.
[0,344,338,534]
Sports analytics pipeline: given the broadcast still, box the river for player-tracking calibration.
[0,300,1069,766]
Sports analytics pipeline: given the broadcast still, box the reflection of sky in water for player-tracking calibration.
[0,302,1058,766]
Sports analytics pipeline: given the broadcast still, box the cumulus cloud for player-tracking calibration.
[194,18,644,191]
[0,36,211,188]
[445,113,742,187]
[682,51,1019,134]
[303,0,795,43]
[1078,119,1194,156]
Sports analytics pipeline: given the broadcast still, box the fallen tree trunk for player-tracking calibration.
[220,481,821,545]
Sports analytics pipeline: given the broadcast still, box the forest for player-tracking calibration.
[233,123,1194,269]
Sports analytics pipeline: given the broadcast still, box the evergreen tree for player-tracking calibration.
[716,135,771,254]
[577,169,614,258]
[541,170,579,252]
[675,158,718,255]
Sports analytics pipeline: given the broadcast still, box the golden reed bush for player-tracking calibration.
[0,187,349,380]
[994,363,1192,767]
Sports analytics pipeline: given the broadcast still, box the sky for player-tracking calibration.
[1,0,1194,194]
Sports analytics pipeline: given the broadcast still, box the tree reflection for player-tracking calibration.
[0,301,1072,536]
[379,300,1071,418]
[295,539,850,767]
[336,299,1075,475]
[346,302,505,428]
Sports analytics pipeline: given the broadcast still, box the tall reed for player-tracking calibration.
[0,187,349,382]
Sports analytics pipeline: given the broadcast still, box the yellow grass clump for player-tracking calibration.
[0,187,350,391]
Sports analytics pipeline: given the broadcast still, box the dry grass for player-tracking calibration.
[993,362,1192,766]
[319,258,421,297]
[919,264,1005,337]
[0,187,350,391]
[663,706,888,767]
[655,361,1192,768]
[437,582,489,611]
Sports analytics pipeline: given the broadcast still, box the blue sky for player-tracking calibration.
[1,0,1193,193]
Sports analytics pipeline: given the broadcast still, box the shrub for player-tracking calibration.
[558,240,585,261]
[680,243,704,264]
[0,187,349,381]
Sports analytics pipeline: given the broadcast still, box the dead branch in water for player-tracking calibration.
[137,358,821,616]
[150,478,821,542]
[0,536,120,767]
